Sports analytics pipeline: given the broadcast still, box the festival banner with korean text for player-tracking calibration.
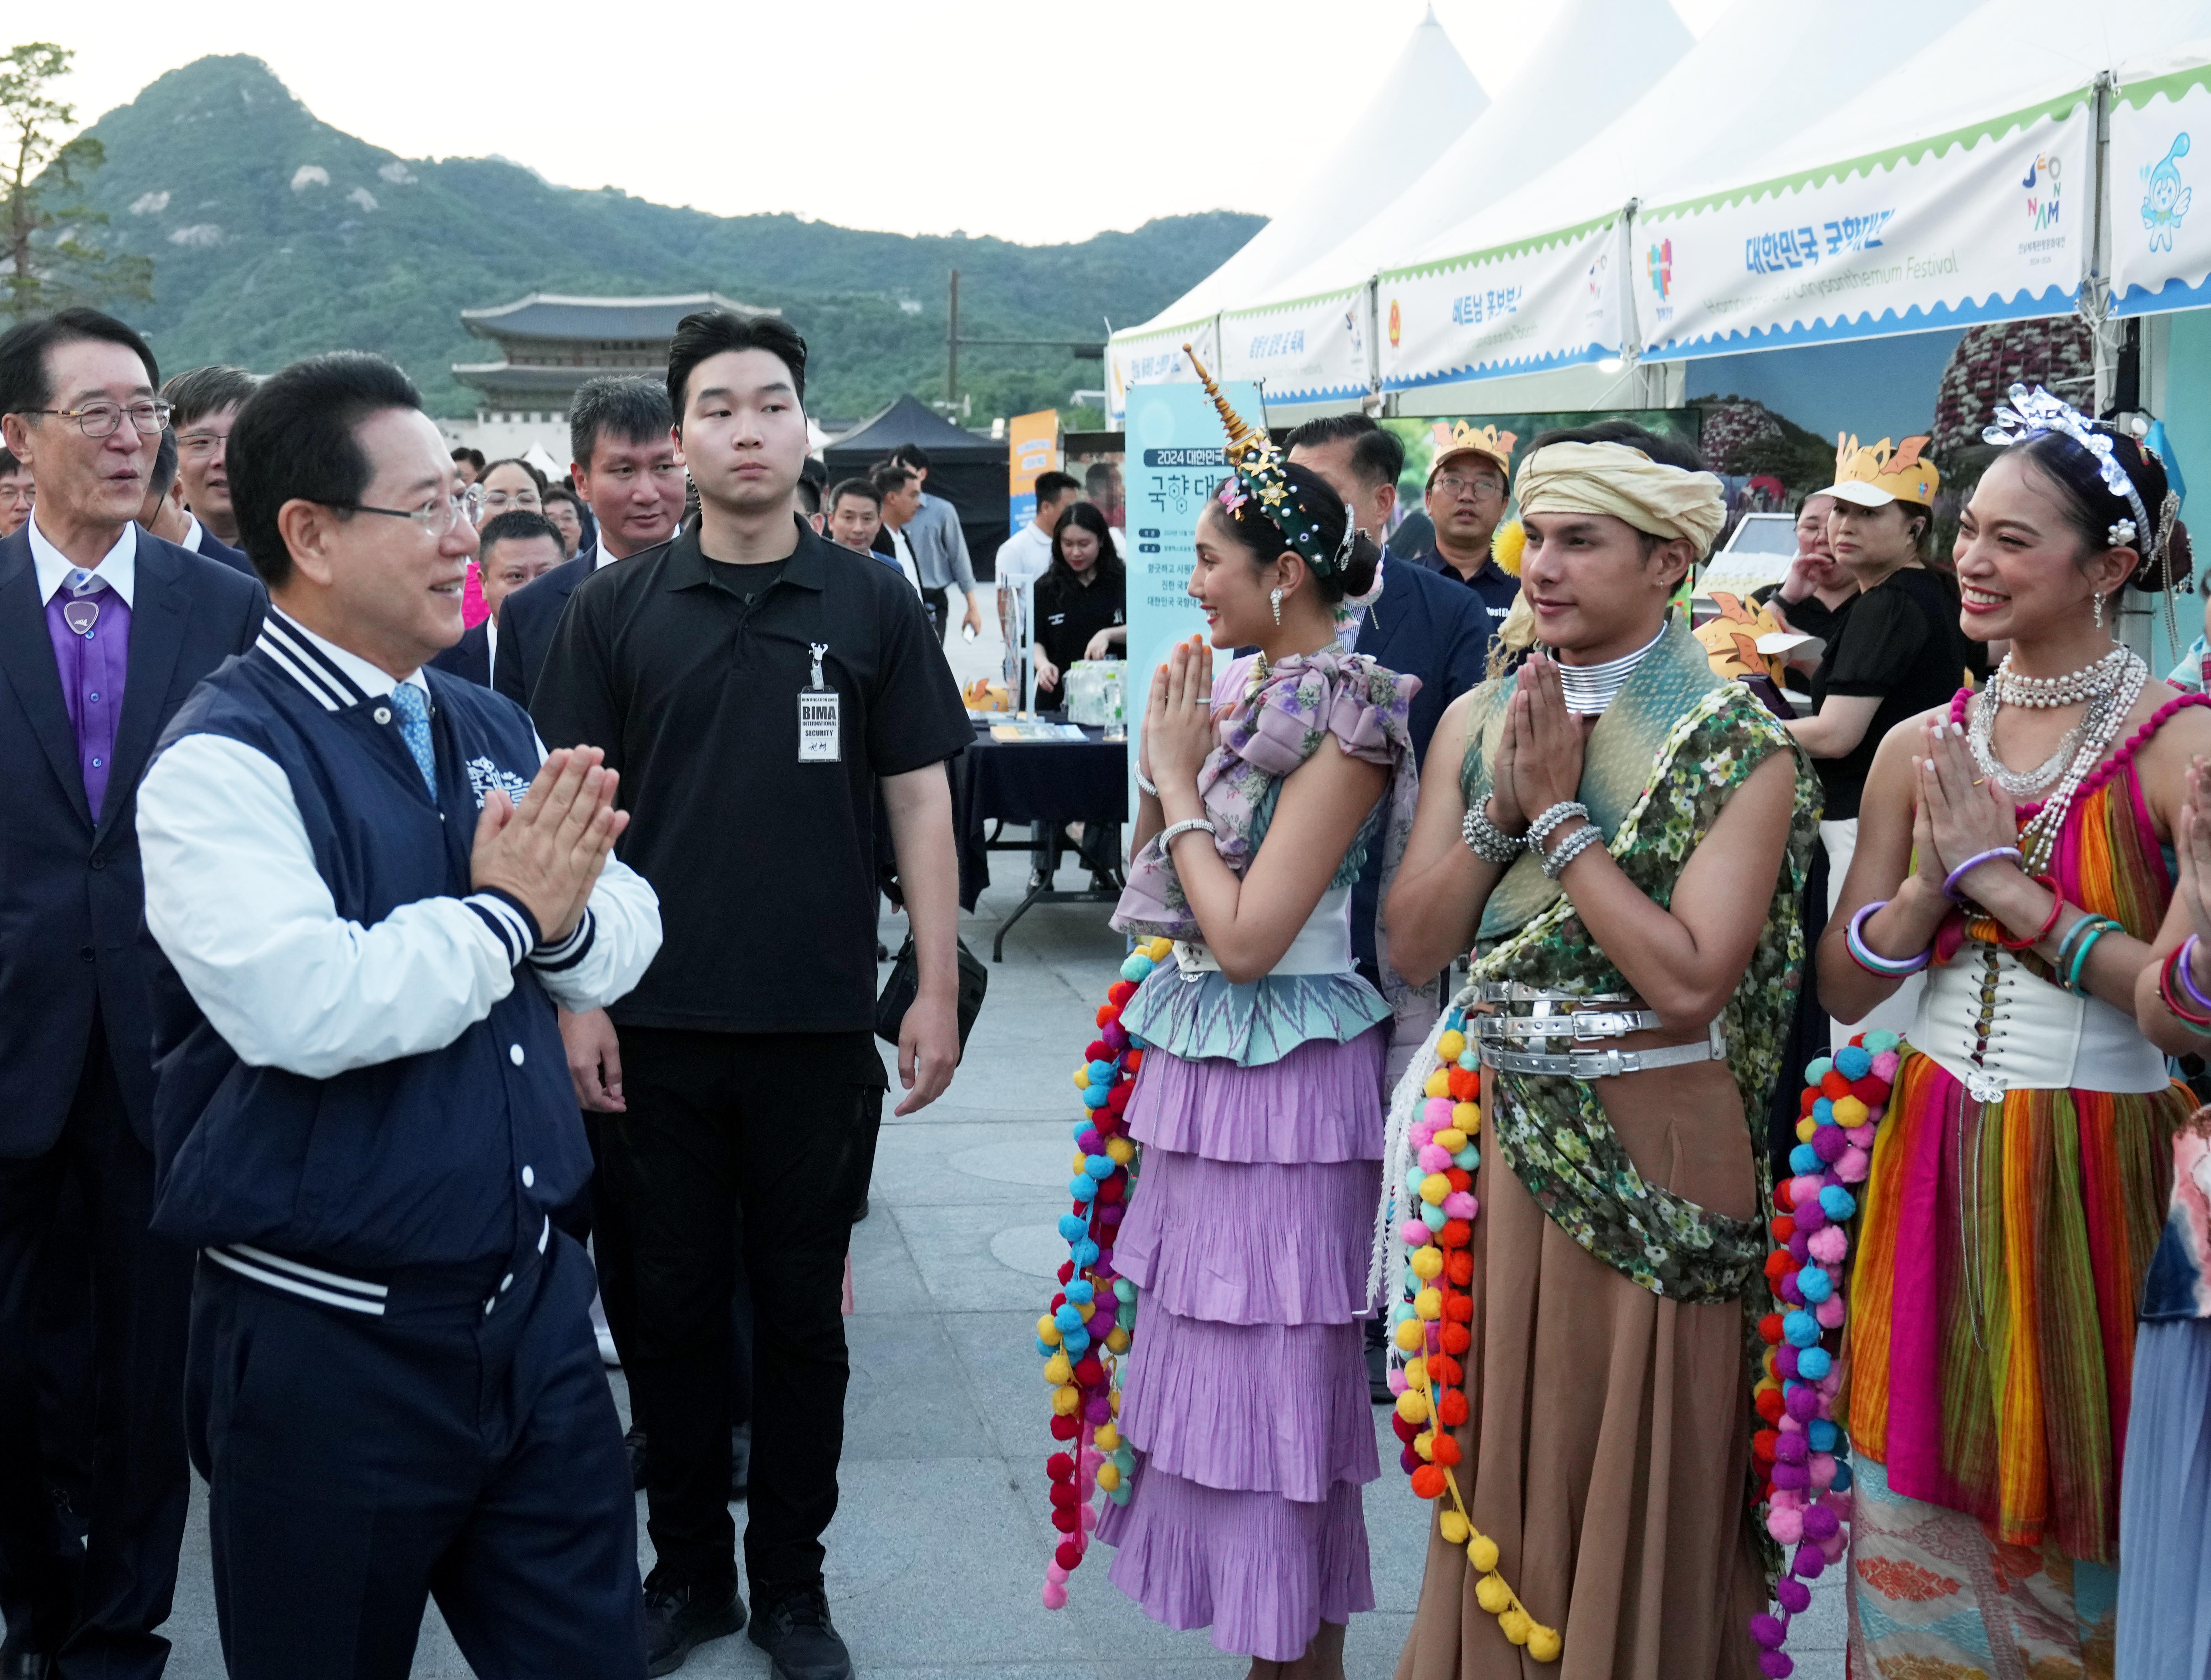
[1635,89,2092,359]
[1376,215,1627,392]
[1107,317,1218,427]
[2111,58,2211,315]
[1219,285,1372,405]
[1123,375,1263,809]
[1007,410,1061,534]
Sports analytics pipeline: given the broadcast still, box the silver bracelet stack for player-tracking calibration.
[1156,817,1217,849]
[1540,822,1605,879]
[1524,801,1588,850]
[1460,802,1525,864]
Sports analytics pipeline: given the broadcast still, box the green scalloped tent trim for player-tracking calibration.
[1222,282,1367,322]
[1108,314,1216,348]
[1380,212,1619,286]
[2114,61,2211,113]
[1640,86,2093,224]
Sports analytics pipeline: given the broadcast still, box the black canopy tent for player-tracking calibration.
[822,395,1009,582]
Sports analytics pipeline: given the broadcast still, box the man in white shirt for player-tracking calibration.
[995,469,1079,592]
[872,465,932,609]
[884,444,981,641]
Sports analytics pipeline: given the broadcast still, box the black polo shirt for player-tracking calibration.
[531,521,970,1033]
[1415,549,1518,645]
[1032,568,1126,708]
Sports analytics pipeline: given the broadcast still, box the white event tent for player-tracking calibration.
[1116,0,2211,420]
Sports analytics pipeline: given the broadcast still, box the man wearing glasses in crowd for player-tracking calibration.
[162,364,259,567]
[1413,433,1520,646]
[0,308,265,1677]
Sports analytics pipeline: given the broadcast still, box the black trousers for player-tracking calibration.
[604,1028,883,1593]
[0,1018,189,1677]
[185,1228,643,1680]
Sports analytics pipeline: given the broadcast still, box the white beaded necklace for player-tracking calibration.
[1551,623,1667,716]
[1969,646,2147,870]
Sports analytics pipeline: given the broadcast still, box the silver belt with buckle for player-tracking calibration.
[1470,984,1726,1080]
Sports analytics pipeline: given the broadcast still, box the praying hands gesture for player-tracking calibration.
[1911,716,2019,900]
[1145,636,1217,795]
[1502,655,1588,835]
[470,746,627,945]
[2172,755,2211,953]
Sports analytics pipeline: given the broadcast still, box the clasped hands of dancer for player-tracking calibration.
[1480,654,1594,869]
[468,745,627,947]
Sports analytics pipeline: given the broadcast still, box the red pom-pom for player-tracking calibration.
[1428,1353,1464,1388]
[1050,1292,1067,1311]
[1410,1464,1448,1500]
[1086,1039,1112,1064]
[1106,981,1136,1007]
[1445,1251,1474,1287]
[1055,1541,1083,1571]
[1047,1453,1075,1480]
[1771,1215,1796,1243]
[1095,1178,1124,1205]
[1819,1070,1850,1100]
[1444,1168,1472,1195]
[1096,1004,1120,1028]
[1438,1219,1472,1248]
[1438,1390,1470,1428]
[1443,1293,1474,1324]
[1440,1322,1472,1356]
[1049,1481,1078,1509]
[1056,1261,1075,1285]
[1073,1357,1105,1388]
[1849,1033,1866,1047]
[1447,1066,1481,1102]
[1850,1075,1889,1106]
[1800,1087,1819,1115]
[1763,1251,1794,1284]
[1759,1313,1785,1345]
[1106,1084,1131,1113]
[1050,1414,1079,1440]
[1392,1412,1419,1443]
[1753,1429,1780,1464]
[1775,1178,1796,1212]
[1430,1432,1463,1468]
[1755,1388,1786,1423]
[1051,1506,1079,1532]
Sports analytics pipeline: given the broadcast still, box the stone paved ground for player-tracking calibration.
[157,790,1843,1677]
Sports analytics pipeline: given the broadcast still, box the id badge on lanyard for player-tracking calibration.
[798,641,841,763]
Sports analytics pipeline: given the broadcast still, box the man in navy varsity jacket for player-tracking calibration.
[136,353,662,1679]
[0,309,265,1680]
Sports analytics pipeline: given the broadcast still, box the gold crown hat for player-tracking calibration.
[1825,434,1939,508]
[1184,343,1353,578]
[1428,420,1518,487]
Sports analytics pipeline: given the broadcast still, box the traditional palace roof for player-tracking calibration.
[459,292,775,345]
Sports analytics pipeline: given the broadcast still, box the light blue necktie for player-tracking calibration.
[387,683,438,798]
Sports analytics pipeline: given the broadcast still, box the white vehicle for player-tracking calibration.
[1697,512,1797,606]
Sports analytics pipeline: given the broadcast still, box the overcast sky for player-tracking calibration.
[40,0,1726,247]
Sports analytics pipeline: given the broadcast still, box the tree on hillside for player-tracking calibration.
[2,43,153,322]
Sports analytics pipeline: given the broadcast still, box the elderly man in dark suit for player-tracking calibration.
[494,377,684,710]
[0,309,264,1679]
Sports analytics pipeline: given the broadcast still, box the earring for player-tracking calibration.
[1270,588,1283,625]
[2093,591,2104,629]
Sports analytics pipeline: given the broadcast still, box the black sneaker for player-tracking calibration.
[643,1573,745,1676]
[748,1583,851,1680]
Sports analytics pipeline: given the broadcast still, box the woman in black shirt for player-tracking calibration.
[1030,501,1126,712]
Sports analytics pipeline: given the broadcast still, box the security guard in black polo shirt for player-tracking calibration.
[533,311,971,1680]
[135,354,664,1680]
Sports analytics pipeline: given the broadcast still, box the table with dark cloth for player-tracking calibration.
[951,719,1128,957]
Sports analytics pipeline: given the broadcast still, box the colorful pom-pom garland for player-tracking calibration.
[1034,936,1167,1609]
[1386,1012,1561,1663]
[1747,1029,1890,1677]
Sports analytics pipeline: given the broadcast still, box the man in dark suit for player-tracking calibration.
[0,309,265,1678]
[137,428,253,578]
[160,365,258,567]
[431,509,562,690]
[493,377,683,709]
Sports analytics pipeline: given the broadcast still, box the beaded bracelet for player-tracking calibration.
[2177,935,2211,1015]
[1541,824,1605,880]
[2063,916,2121,995]
[1997,876,2065,951]
[2162,944,2211,1031]
[1844,901,1932,975]
[1134,768,1159,798]
[1156,817,1216,850]
[1942,846,2024,902]
[1460,802,1525,865]
[1525,800,1588,850]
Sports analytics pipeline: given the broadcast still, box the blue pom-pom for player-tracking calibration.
[1057,1213,1087,1241]
[1070,1239,1099,1268]
[1390,1300,1414,1326]
[1834,1045,1871,1080]
[1036,1337,1057,1357]
[1127,1031,1148,1050]
[1069,1177,1097,1202]
[1804,1056,1834,1085]
[1062,1327,1090,1355]
[1797,1266,1833,1303]
[1830,1460,1853,1492]
[1114,1278,1137,1302]
[1070,1121,1091,1142]
[1808,1419,1839,1452]
[1812,1096,1834,1125]
[1084,1153,1115,1179]
[1081,1084,1110,1110]
[1797,1346,1832,1381]
[1421,1202,1448,1231]
[1457,1048,1480,1071]
[1054,1303,1085,1331]
[1861,1030,1899,1055]
[1108,1479,1133,1506]
[1789,1144,1819,1176]
[1452,1145,1480,1171]
[1783,1310,1821,1348]
[1819,1185,1857,1222]
[1065,1279,1094,1305]
[1087,1059,1115,1085]
[1120,954,1153,984]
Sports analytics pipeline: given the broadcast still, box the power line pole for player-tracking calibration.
[947,268,960,412]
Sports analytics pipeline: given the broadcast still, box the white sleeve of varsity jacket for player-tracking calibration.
[138,732,532,1078]
[520,733,663,1014]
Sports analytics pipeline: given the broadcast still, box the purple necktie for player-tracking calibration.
[44,568,132,819]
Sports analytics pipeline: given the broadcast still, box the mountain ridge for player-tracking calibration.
[60,55,1263,420]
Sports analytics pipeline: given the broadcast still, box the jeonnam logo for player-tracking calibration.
[2144,134,2194,252]
[466,756,533,809]
[1387,297,1401,349]
[2022,152,2063,232]
[1646,239,1673,300]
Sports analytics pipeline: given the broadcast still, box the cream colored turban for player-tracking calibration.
[1513,440,1727,557]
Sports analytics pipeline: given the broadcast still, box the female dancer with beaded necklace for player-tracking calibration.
[1825,387,2201,1678]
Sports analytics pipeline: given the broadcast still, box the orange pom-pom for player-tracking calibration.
[1430,1432,1463,1468]
[1820,1070,1851,1100]
[1440,1322,1472,1356]
[1753,1428,1780,1464]
[1428,1353,1464,1388]
[1411,1464,1447,1500]
[1438,1219,1472,1248]
[1437,1390,1470,1427]
[1445,1168,1471,1194]
[1443,1293,1474,1323]
[1447,1066,1481,1102]
[1097,1004,1120,1028]
[1125,1050,1143,1072]
[1763,1251,1793,1284]
[1755,1387,1785,1423]
[1106,981,1136,1006]
[1771,1215,1796,1243]
[1445,1250,1475,1287]
[1758,1312,1785,1345]
[1774,1179,1796,1212]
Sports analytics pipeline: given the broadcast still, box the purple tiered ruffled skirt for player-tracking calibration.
[1095,1027,1386,1660]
